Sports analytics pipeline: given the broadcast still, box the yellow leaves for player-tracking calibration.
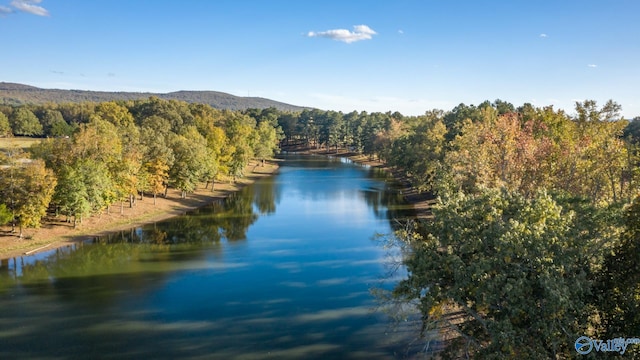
[144,158,170,195]
[0,158,57,230]
[73,118,122,163]
[428,302,444,317]
[444,109,634,204]
[94,101,135,128]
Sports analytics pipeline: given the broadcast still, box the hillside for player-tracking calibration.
[0,82,309,112]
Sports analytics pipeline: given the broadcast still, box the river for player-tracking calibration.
[0,154,419,359]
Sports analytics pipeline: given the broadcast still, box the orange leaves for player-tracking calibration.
[445,108,632,202]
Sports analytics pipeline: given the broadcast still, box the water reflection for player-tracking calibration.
[0,154,417,359]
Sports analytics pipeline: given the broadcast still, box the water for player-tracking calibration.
[0,154,418,359]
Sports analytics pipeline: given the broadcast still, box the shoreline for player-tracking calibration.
[0,161,279,260]
[0,149,432,261]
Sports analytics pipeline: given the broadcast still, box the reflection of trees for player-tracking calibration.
[0,176,278,296]
[213,190,258,241]
[361,168,414,225]
[253,176,280,215]
[281,155,374,202]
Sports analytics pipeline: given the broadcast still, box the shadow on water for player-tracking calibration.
[0,176,275,290]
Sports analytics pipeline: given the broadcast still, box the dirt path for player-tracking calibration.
[0,161,279,260]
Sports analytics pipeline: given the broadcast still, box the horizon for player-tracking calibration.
[1,0,638,118]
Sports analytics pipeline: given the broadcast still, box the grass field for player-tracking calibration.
[0,137,42,151]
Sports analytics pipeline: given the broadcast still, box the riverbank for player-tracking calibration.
[0,161,279,260]
[284,147,434,219]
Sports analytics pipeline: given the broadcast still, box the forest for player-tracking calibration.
[0,98,282,236]
[1,97,640,358]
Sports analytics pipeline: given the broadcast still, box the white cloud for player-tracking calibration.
[307,24,377,44]
[8,0,49,16]
[398,29,404,35]
[587,64,597,68]
[539,33,548,38]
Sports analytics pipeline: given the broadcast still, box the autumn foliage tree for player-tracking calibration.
[0,149,56,237]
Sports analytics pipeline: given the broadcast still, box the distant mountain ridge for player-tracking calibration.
[0,82,309,112]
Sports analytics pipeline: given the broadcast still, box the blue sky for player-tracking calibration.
[1,0,638,117]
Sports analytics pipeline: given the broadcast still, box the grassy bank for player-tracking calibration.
[0,160,279,260]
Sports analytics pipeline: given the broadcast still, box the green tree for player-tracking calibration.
[52,164,91,227]
[10,107,43,136]
[0,112,11,137]
[254,120,279,165]
[574,99,622,123]
[0,204,12,225]
[40,109,74,137]
[388,111,446,192]
[391,189,597,359]
[596,196,640,354]
[139,125,174,201]
[224,113,256,180]
[169,127,208,198]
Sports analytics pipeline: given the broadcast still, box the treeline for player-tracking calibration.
[0,98,282,235]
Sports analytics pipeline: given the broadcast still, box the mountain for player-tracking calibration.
[0,82,309,112]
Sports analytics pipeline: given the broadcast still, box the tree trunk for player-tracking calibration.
[121,201,124,215]
[153,192,157,205]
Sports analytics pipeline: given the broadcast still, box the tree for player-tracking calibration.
[17,159,57,234]
[144,158,170,204]
[9,107,43,136]
[254,120,279,165]
[574,99,622,123]
[390,189,597,359]
[0,204,12,225]
[326,111,344,150]
[139,125,174,202]
[224,113,256,180]
[95,101,135,128]
[0,112,12,137]
[388,112,446,192]
[169,127,208,198]
[623,117,640,144]
[596,196,640,354]
[40,109,75,137]
[52,164,91,227]
[277,112,300,145]
[0,150,56,237]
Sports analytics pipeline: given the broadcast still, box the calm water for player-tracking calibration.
[0,155,417,359]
